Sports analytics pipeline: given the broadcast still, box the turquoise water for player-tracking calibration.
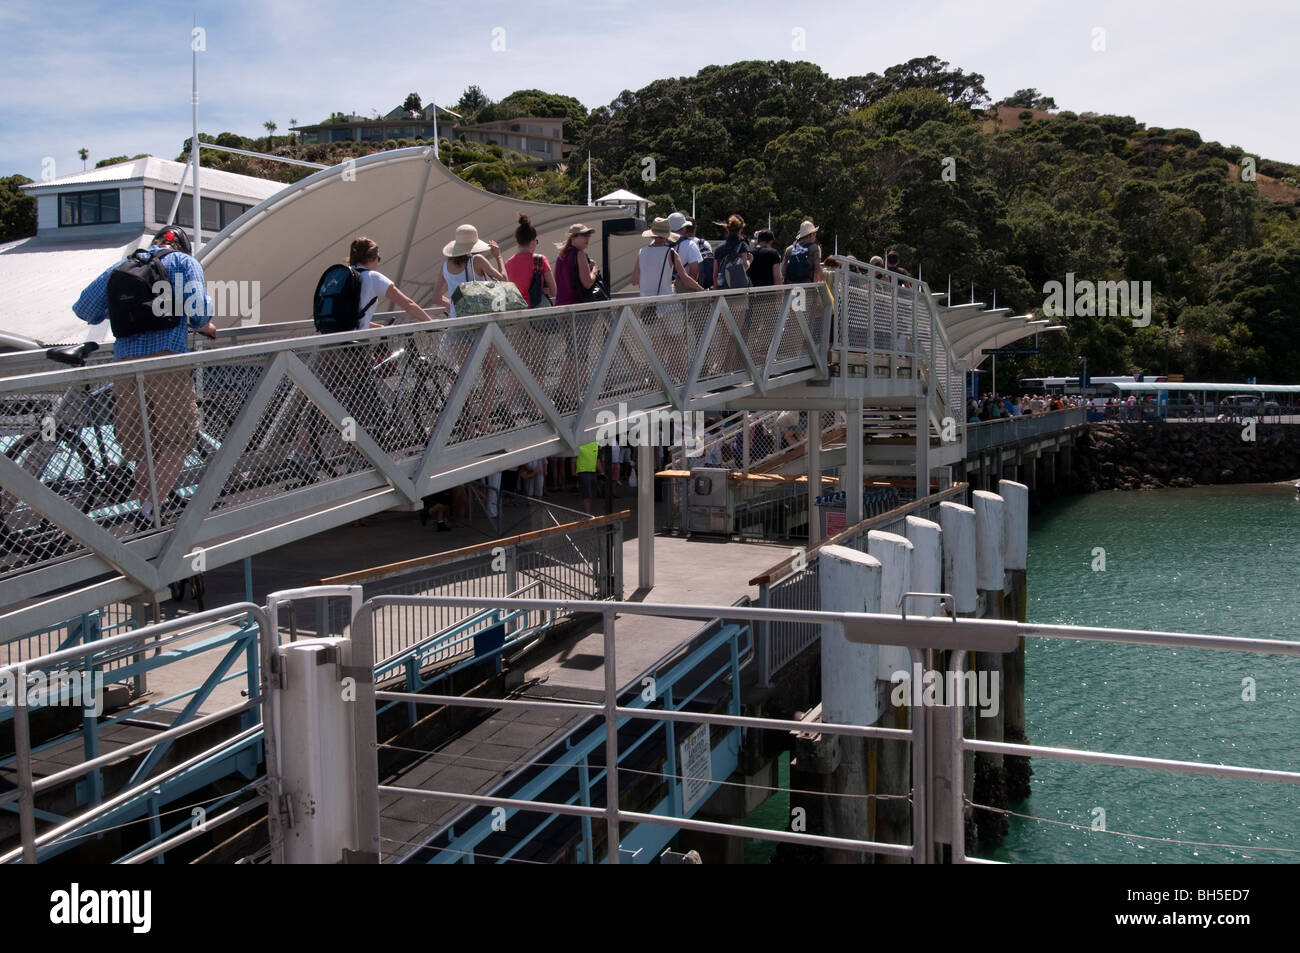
[990,484,1300,863]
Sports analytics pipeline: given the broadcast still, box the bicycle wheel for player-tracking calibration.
[0,429,97,557]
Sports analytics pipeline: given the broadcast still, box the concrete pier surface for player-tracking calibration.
[523,535,788,694]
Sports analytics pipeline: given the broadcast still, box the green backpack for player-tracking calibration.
[451,280,528,317]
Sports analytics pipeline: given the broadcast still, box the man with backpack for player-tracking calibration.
[667,212,704,286]
[73,226,216,528]
[781,220,825,285]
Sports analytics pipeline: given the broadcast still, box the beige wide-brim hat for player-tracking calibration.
[443,223,492,257]
[796,220,819,240]
[642,217,679,241]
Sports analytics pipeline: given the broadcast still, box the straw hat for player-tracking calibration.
[642,217,679,241]
[796,220,819,240]
[443,223,492,257]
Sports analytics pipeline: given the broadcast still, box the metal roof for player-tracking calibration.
[0,230,155,345]
[197,146,644,328]
[21,156,285,202]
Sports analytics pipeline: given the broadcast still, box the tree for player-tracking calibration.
[997,89,1057,111]
[455,85,491,122]
[402,92,422,113]
[78,148,88,170]
[879,56,990,109]
[0,174,37,241]
[264,120,277,138]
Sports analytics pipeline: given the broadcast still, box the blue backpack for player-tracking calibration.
[784,242,816,283]
[313,264,378,333]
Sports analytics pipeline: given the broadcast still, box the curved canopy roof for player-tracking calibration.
[964,319,1053,368]
[198,147,643,328]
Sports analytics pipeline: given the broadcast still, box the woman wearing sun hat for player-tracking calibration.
[632,217,704,297]
[433,223,506,318]
[432,224,507,439]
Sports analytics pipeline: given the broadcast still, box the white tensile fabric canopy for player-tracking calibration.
[198,147,645,327]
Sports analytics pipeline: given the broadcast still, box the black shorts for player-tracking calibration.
[577,471,597,498]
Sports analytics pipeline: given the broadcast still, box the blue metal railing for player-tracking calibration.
[408,604,752,864]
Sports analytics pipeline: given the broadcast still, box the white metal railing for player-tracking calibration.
[0,284,831,637]
[340,595,1300,865]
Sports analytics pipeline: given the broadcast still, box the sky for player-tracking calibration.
[2,0,1298,182]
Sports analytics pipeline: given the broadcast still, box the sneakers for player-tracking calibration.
[436,521,451,532]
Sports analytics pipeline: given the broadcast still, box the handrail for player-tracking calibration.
[319,510,630,586]
[748,484,968,585]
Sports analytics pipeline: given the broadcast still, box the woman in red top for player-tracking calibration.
[504,213,557,307]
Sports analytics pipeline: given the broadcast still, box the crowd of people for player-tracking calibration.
[967,392,1091,422]
[74,209,917,536]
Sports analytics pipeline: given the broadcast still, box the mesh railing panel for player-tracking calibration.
[0,286,829,590]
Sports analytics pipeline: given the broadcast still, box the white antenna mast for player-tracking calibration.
[191,17,201,252]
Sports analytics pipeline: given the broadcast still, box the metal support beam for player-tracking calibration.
[637,440,654,590]
[808,416,822,546]
[846,398,864,525]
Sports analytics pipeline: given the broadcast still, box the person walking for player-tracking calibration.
[504,213,557,308]
[554,223,598,306]
[782,220,824,284]
[748,228,783,287]
[632,217,704,297]
[336,236,432,327]
[575,440,601,514]
[668,212,703,285]
[433,224,506,318]
[713,215,753,290]
[73,226,216,528]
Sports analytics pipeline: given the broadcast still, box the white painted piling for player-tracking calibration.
[819,544,883,727]
[972,490,1005,593]
[276,638,358,864]
[868,530,913,680]
[999,480,1028,573]
[937,502,977,615]
[994,481,1031,801]
[904,516,943,617]
[818,544,882,862]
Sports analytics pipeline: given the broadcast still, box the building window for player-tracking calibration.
[59,189,120,226]
[154,189,250,231]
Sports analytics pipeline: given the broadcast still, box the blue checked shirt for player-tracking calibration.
[74,246,213,359]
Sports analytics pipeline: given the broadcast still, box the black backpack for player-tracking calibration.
[313,264,378,333]
[697,240,716,289]
[717,241,751,290]
[106,249,181,338]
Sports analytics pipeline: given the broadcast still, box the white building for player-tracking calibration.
[3,157,285,344]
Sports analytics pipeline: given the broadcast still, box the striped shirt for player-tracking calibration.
[73,246,213,359]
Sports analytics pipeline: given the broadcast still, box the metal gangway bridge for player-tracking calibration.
[1,255,1153,864]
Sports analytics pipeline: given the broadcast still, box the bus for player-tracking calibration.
[1018,374,1168,400]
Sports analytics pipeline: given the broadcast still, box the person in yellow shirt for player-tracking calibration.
[576,441,601,514]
